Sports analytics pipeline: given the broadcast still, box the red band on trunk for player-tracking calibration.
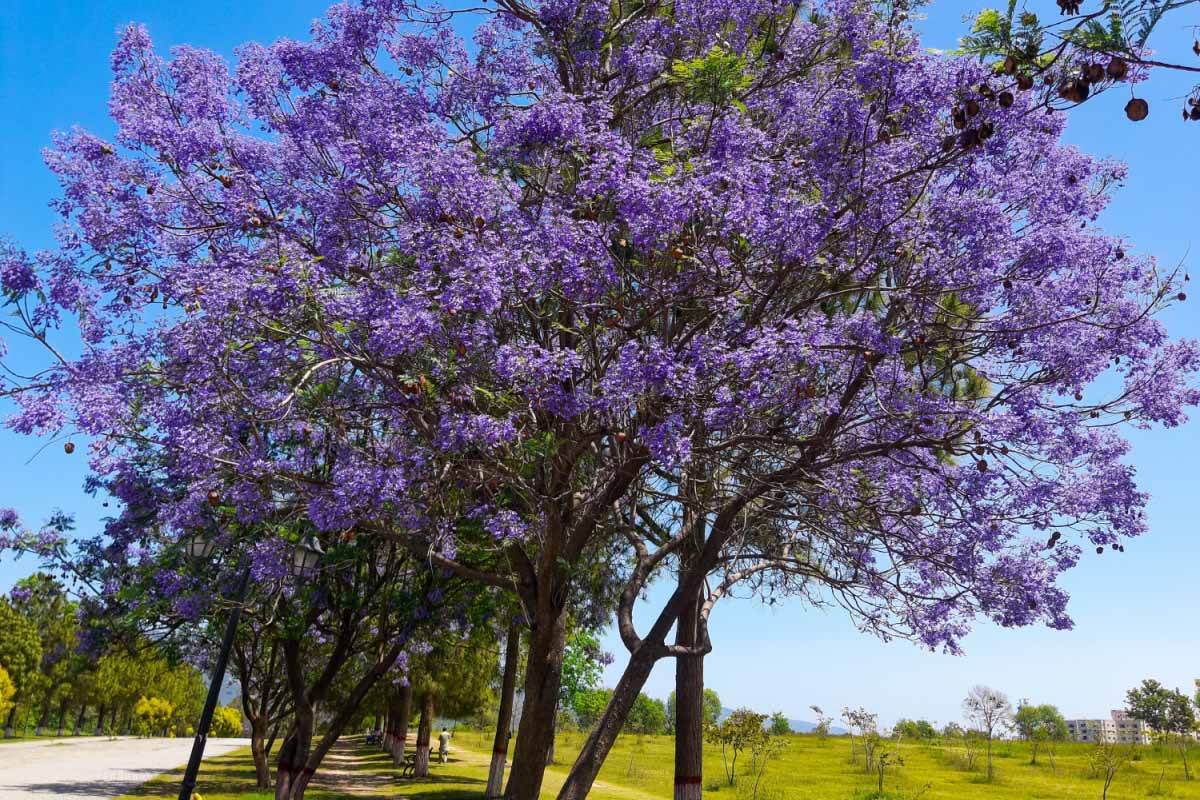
[674,776,703,785]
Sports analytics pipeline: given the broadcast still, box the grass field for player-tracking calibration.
[118,729,1200,800]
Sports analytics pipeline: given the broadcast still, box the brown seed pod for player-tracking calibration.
[965,99,981,117]
[1086,63,1105,84]
[1016,73,1034,91]
[1178,292,1187,302]
[207,490,221,507]
[940,135,956,153]
[998,91,1014,108]
[1059,78,1089,104]
[1125,98,1149,121]
[1002,55,1018,76]
[979,83,996,100]
[1002,278,1013,290]
[958,129,980,149]
[1074,391,1083,401]
[979,121,995,140]
[953,112,968,131]
[976,459,988,472]
[1106,56,1128,81]
[63,441,75,454]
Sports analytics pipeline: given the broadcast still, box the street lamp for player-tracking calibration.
[292,534,325,577]
[186,531,217,561]
[177,534,322,800]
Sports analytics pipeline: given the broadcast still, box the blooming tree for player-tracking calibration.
[0,0,1197,798]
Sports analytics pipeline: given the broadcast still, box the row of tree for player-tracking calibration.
[3,1,1200,799]
[0,573,209,739]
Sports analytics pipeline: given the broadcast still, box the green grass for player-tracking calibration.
[116,731,1200,800]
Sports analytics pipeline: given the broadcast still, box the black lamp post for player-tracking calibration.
[176,532,323,800]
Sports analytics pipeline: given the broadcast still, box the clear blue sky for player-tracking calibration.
[1,1,1197,729]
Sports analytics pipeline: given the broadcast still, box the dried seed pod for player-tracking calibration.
[1125,98,1149,121]
[1106,56,1128,81]
[998,91,1014,108]
[1016,73,1034,91]
[1059,78,1089,104]
[979,121,995,140]
[207,490,221,506]
[1002,55,1018,75]
[63,441,75,454]
[965,99,981,117]
[958,128,980,149]
[940,135,956,152]
[1086,63,1105,84]
[978,83,996,100]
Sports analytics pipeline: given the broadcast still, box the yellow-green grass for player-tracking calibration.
[117,731,1200,800]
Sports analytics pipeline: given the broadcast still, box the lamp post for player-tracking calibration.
[176,533,323,800]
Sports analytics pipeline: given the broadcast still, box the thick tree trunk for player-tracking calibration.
[503,601,569,800]
[73,704,87,736]
[251,716,272,789]
[94,704,106,737]
[274,703,316,800]
[673,578,705,800]
[4,706,16,738]
[488,624,522,798]
[395,685,412,766]
[556,640,662,800]
[415,692,434,778]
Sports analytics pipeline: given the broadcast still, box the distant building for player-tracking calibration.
[1066,711,1151,745]
[1110,710,1153,746]
[1066,717,1117,744]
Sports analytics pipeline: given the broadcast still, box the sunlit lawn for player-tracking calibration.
[117,731,1200,800]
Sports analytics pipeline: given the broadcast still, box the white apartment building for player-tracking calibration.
[1066,711,1152,745]
[1111,710,1153,745]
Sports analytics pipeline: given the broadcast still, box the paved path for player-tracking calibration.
[0,736,250,800]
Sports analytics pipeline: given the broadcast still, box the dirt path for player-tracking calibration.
[313,741,399,797]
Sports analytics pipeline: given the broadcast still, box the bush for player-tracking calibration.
[210,706,243,738]
[133,696,174,737]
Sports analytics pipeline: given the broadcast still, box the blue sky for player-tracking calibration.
[1,1,1197,729]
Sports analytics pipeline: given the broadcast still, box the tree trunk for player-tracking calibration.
[73,704,87,736]
[395,685,413,766]
[415,692,434,778]
[556,640,662,800]
[35,697,51,737]
[673,577,705,800]
[488,624,521,798]
[94,703,106,737]
[503,600,569,800]
[275,702,316,800]
[251,716,272,789]
[56,698,70,737]
[4,706,16,738]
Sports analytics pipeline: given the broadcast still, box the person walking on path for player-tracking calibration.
[438,728,451,764]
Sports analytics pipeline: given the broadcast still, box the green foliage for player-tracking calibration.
[210,705,243,738]
[133,695,174,737]
[1013,702,1067,765]
[668,46,752,112]
[0,600,41,705]
[769,712,791,736]
[706,707,770,786]
[0,666,14,720]
[625,693,667,737]
[559,629,607,712]
[573,687,611,731]
[893,718,937,741]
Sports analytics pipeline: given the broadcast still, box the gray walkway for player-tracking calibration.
[0,736,249,799]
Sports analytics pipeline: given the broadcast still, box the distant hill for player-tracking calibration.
[718,706,847,735]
